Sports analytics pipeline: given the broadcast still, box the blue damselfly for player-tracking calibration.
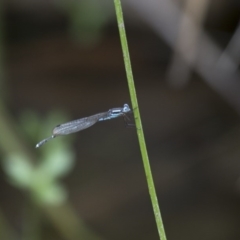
[36,104,132,148]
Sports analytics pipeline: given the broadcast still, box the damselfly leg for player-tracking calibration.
[123,113,135,128]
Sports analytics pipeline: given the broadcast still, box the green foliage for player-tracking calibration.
[19,110,69,145]
[3,111,75,205]
[4,154,33,188]
[57,0,113,45]
[40,145,75,180]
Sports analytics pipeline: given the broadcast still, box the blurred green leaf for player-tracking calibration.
[3,154,33,188]
[33,182,67,205]
[2,110,76,206]
[57,0,113,44]
[19,110,41,142]
[19,109,69,144]
[40,144,75,179]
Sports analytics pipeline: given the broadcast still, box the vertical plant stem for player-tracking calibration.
[113,1,167,240]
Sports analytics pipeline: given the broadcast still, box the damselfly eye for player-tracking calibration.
[123,104,130,112]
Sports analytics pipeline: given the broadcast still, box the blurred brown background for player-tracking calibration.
[0,0,240,240]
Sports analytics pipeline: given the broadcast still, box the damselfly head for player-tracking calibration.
[123,104,131,113]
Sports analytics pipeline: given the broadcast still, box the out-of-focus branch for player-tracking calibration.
[166,0,209,87]
[217,20,240,73]
[125,0,240,114]
[0,3,17,240]
[0,0,5,94]
[0,208,17,240]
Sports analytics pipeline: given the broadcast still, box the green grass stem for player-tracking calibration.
[113,1,167,240]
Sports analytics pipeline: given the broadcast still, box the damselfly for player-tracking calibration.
[36,104,132,148]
